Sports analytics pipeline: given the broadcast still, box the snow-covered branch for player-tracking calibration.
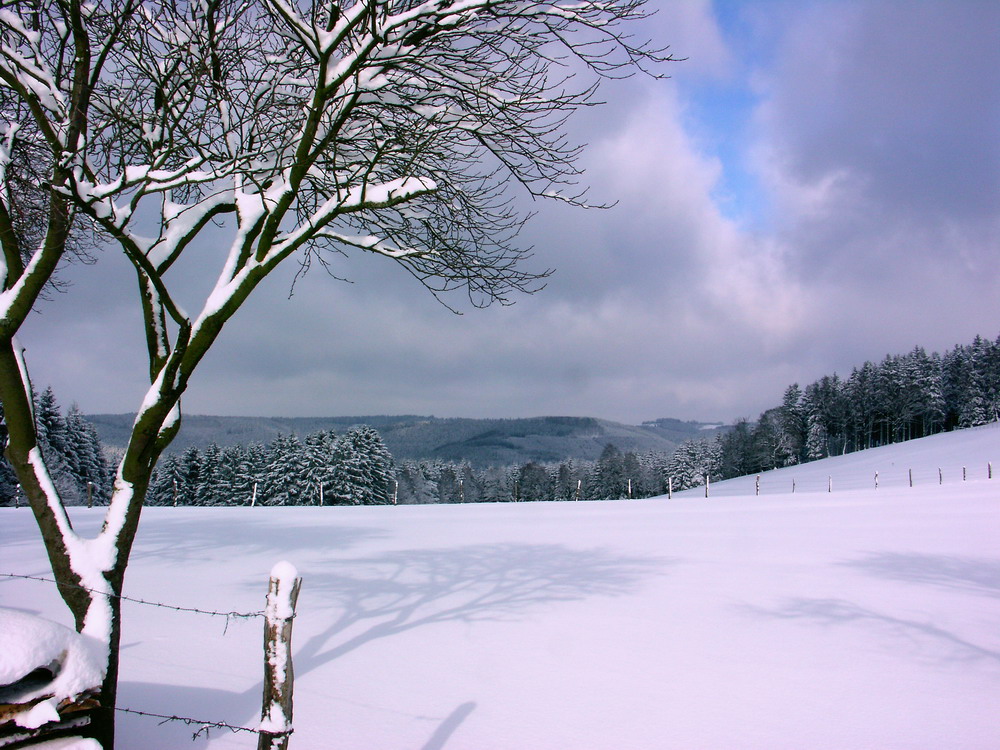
[0,2,669,744]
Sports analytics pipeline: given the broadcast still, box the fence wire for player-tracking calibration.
[3,571,292,740]
[0,572,265,626]
[114,706,291,741]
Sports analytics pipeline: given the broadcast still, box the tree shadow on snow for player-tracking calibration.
[291,543,671,674]
[118,543,667,749]
[746,597,1000,665]
[840,551,1000,599]
[419,701,477,750]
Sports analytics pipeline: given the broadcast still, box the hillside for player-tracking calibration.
[677,420,999,497]
[86,413,725,466]
[3,424,997,749]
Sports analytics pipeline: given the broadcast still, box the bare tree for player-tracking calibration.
[0,0,670,745]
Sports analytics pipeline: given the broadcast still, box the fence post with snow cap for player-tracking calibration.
[258,561,302,750]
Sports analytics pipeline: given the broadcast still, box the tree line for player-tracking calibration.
[4,334,997,506]
[708,333,1000,483]
[145,427,395,507]
[153,438,678,506]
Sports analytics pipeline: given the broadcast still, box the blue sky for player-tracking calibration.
[21,0,1000,425]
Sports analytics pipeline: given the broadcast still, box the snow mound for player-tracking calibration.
[0,608,104,713]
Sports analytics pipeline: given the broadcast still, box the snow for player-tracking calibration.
[0,609,105,720]
[1,426,998,748]
[24,739,101,750]
[267,561,299,622]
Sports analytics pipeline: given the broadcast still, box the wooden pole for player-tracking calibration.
[667,476,672,500]
[908,468,913,488]
[258,562,302,750]
[755,475,760,496]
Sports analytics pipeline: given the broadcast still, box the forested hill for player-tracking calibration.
[85,414,724,467]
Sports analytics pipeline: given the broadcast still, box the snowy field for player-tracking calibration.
[2,424,999,749]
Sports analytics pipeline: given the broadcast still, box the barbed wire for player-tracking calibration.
[0,573,265,630]
[114,706,292,741]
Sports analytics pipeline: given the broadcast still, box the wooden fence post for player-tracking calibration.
[258,562,302,750]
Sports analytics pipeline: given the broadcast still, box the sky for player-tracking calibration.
[20,0,1000,425]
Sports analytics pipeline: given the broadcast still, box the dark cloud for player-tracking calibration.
[18,1,1000,427]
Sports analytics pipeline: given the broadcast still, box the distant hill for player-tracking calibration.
[86,414,727,466]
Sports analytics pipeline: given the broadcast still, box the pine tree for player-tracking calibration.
[178,446,202,506]
[33,387,79,501]
[65,406,111,504]
[147,453,183,506]
[805,413,828,461]
[518,461,552,502]
[264,434,308,506]
[194,443,223,505]
[303,430,338,505]
[592,443,626,500]
[778,383,807,464]
[233,443,266,505]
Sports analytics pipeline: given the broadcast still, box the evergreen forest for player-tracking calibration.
[2,334,998,506]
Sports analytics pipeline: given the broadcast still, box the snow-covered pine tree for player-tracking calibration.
[262,434,307,506]
[193,443,222,506]
[592,443,626,500]
[65,406,111,504]
[805,413,829,461]
[303,430,338,505]
[33,387,79,501]
[146,453,182,506]
[178,446,202,506]
[517,461,552,502]
[234,443,266,506]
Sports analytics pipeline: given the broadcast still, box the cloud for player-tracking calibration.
[17,0,1000,429]
[748,0,1000,363]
